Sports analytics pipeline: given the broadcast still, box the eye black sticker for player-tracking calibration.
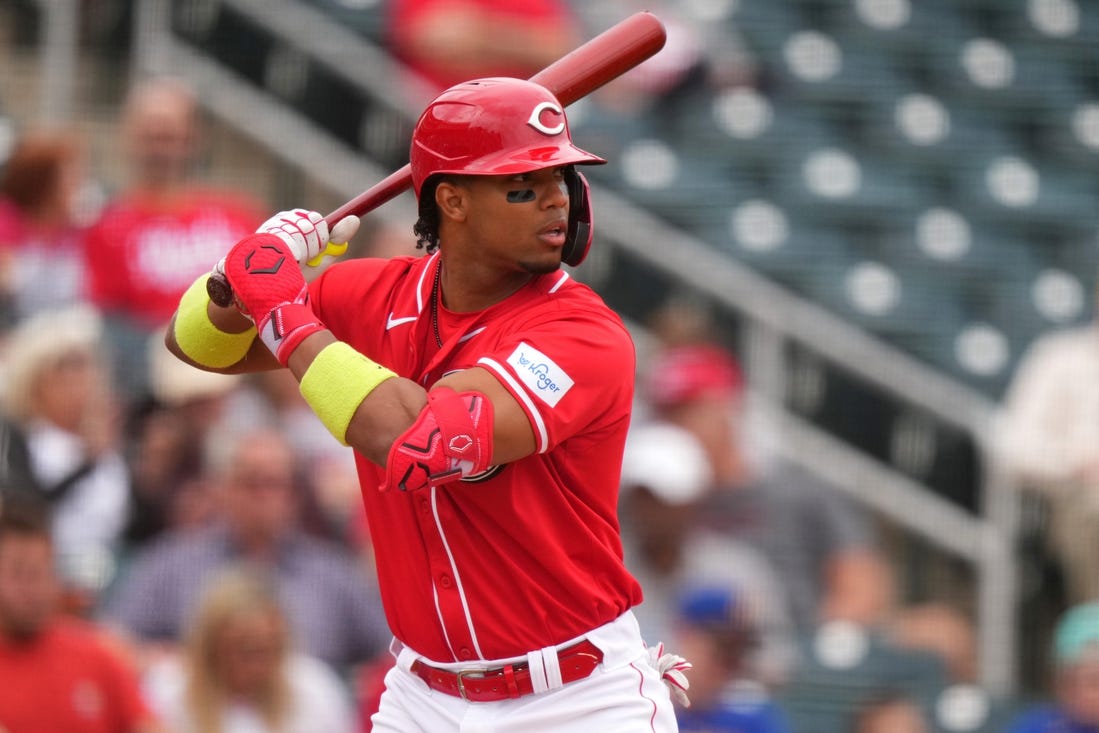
[507,189,536,203]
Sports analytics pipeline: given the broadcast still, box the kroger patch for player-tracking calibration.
[506,342,574,407]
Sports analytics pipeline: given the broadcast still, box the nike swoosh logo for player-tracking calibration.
[386,313,418,330]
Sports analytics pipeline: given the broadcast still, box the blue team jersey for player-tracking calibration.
[1006,705,1099,733]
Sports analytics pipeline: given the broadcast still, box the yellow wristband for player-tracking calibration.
[173,274,257,369]
[299,342,397,445]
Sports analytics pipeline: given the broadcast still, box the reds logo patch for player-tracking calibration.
[527,101,566,136]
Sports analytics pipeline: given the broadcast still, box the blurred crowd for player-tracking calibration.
[1,1,1099,732]
[0,72,390,733]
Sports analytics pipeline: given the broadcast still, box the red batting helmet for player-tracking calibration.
[410,77,605,266]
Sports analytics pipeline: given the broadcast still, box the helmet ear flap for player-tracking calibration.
[562,168,594,267]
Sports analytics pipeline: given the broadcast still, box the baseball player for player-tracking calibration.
[166,77,688,731]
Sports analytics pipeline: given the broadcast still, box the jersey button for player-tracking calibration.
[459,647,473,660]
[439,574,452,589]
[418,497,430,513]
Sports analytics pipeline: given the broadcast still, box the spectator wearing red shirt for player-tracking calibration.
[0,129,92,330]
[0,498,162,733]
[387,0,581,95]
[85,77,264,401]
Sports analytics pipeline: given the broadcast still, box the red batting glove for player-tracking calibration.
[222,232,325,365]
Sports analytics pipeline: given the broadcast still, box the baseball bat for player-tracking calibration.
[208,11,667,306]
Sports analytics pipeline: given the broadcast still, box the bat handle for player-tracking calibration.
[206,232,355,307]
[307,240,349,267]
[206,234,354,308]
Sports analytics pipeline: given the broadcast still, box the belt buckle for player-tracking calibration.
[455,668,485,701]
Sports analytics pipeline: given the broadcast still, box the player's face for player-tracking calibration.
[0,534,58,639]
[464,167,570,275]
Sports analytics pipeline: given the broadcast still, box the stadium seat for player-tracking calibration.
[919,33,1084,119]
[815,259,965,349]
[858,96,1018,179]
[777,33,911,107]
[724,0,805,58]
[875,213,1038,282]
[949,153,1099,236]
[778,625,950,733]
[704,210,853,292]
[589,138,757,234]
[1029,97,1099,170]
[986,0,1099,46]
[568,99,658,165]
[930,684,1024,733]
[823,0,977,58]
[668,86,841,184]
[770,144,933,228]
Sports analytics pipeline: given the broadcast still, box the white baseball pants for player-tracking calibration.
[370,611,679,733]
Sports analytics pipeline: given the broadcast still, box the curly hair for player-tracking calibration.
[413,175,464,253]
[412,200,440,254]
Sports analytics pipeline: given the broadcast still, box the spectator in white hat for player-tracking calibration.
[0,304,129,612]
[619,419,797,688]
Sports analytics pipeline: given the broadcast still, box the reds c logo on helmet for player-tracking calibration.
[409,77,603,265]
[527,101,566,136]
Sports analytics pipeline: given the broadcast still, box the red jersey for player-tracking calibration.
[388,0,577,91]
[0,620,154,733]
[85,187,263,327]
[311,252,642,662]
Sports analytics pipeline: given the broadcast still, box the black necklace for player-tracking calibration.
[431,262,443,348]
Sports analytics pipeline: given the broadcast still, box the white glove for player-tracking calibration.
[646,642,693,708]
[256,209,360,266]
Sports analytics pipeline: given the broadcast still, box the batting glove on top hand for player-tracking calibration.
[646,642,693,708]
[257,209,360,267]
[222,232,326,365]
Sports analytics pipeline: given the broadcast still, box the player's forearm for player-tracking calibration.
[288,331,426,465]
[165,307,278,374]
[165,274,280,374]
[167,314,279,375]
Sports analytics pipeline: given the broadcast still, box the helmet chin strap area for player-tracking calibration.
[561,168,593,267]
